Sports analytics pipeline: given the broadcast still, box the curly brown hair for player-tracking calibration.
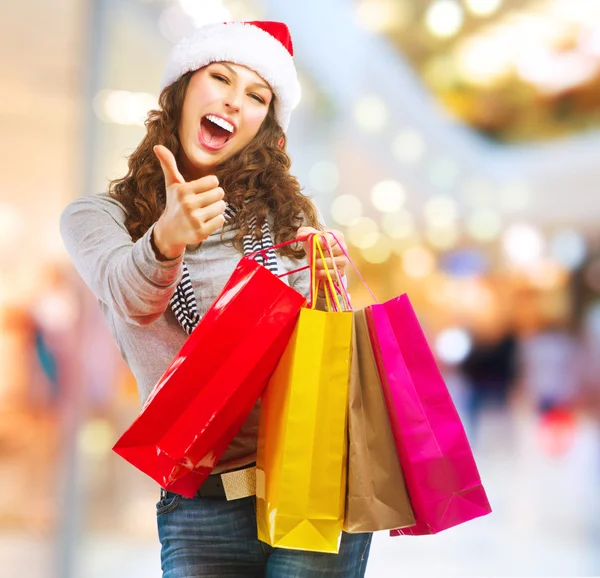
[109,69,321,259]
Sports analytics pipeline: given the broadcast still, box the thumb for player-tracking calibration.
[154,145,185,187]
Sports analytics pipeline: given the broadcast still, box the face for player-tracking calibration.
[177,62,273,180]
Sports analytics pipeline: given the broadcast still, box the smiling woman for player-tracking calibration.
[177,61,273,174]
[59,19,359,578]
[106,59,320,261]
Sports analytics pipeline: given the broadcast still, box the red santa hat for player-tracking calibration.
[160,21,300,131]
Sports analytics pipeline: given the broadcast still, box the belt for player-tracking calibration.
[160,463,257,501]
[198,463,257,500]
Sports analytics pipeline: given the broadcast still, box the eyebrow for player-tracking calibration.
[216,62,271,91]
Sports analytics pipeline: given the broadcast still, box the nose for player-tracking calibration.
[224,86,243,113]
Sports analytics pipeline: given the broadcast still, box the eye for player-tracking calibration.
[211,73,229,84]
[249,93,266,104]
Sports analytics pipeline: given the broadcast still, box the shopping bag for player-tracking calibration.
[343,308,415,533]
[113,239,307,498]
[256,235,352,553]
[365,295,492,535]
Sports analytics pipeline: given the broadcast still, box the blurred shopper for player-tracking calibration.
[519,320,581,455]
[60,21,370,578]
[459,329,519,444]
[27,263,80,407]
[579,303,600,418]
[520,320,581,416]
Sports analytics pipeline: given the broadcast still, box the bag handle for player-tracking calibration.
[244,235,310,279]
[319,235,353,311]
[246,235,308,258]
[326,232,379,305]
[245,231,378,306]
[244,234,344,310]
[310,235,343,312]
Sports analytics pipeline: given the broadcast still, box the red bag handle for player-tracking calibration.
[244,235,311,279]
[246,232,379,306]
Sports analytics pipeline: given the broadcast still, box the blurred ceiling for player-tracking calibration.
[26,0,598,232]
[362,0,600,144]
[264,0,600,227]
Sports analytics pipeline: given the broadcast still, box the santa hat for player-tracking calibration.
[160,21,300,131]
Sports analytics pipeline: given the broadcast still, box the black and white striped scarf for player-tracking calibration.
[169,204,278,335]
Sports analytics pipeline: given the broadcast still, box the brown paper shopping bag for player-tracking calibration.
[343,309,415,533]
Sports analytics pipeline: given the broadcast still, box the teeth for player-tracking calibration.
[206,114,234,133]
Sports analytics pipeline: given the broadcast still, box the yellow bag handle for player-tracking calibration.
[310,234,343,312]
[319,235,352,311]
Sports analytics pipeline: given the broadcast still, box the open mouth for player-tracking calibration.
[198,114,235,151]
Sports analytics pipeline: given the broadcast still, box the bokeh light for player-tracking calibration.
[425,223,460,251]
[502,223,545,265]
[526,259,567,290]
[466,208,502,242]
[331,195,363,226]
[435,328,473,364]
[442,249,489,276]
[355,0,414,33]
[177,0,231,26]
[158,6,195,43]
[381,209,415,240]
[455,34,513,86]
[425,0,464,39]
[370,180,406,213]
[309,161,340,194]
[78,419,116,458]
[424,195,459,227]
[93,90,158,126]
[346,217,379,248]
[549,230,587,270]
[360,233,393,264]
[464,0,503,17]
[497,181,532,212]
[392,129,426,163]
[402,245,437,278]
[0,202,23,250]
[354,95,388,132]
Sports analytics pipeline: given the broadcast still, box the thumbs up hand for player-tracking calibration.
[152,145,227,260]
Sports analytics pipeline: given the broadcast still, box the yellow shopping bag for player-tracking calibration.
[256,235,352,553]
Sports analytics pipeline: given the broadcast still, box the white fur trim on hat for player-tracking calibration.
[160,22,300,131]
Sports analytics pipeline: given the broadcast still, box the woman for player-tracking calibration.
[60,20,372,577]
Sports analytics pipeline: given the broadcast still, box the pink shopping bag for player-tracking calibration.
[365,296,492,535]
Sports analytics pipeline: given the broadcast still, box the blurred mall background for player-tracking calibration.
[2,0,600,576]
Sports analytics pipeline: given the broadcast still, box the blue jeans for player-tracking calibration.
[157,492,372,577]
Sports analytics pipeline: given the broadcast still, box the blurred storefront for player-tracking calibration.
[1,1,600,577]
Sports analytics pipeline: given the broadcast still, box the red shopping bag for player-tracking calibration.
[365,296,492,535]
[113,241,307,498]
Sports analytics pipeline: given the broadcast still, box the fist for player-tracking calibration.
[297,226,348,281]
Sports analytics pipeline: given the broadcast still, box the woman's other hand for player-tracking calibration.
[297,227,348,281]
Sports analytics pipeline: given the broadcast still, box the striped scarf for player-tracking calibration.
[169,204,278,335]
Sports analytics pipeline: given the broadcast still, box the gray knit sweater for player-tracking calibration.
[59,192,313,473]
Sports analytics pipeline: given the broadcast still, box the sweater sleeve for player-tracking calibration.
[59,194,184,326]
